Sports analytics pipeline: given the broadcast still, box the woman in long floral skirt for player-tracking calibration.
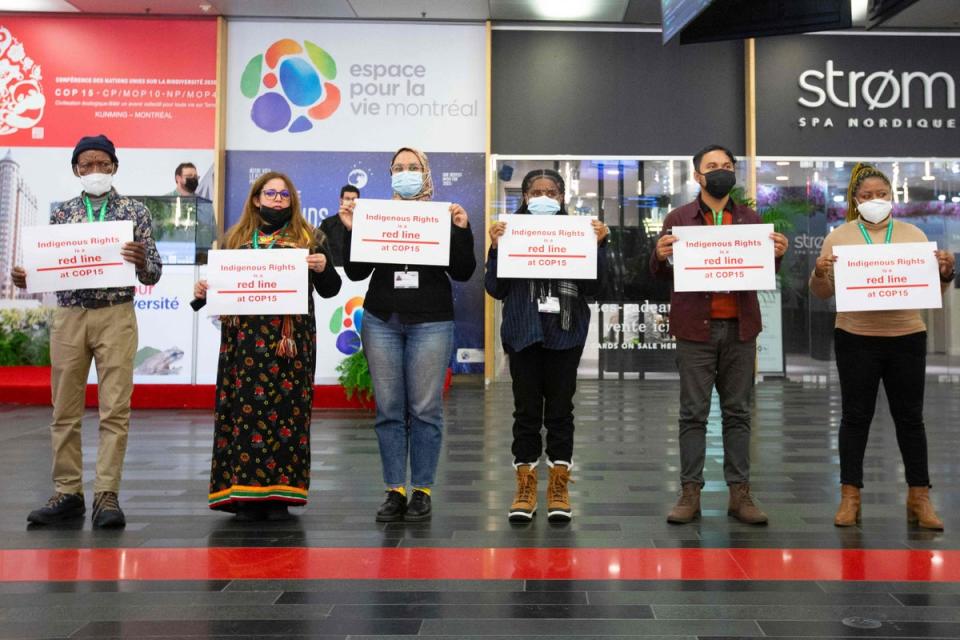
[194,171,341,521]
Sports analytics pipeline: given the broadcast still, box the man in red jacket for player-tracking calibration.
[651,144,788,525]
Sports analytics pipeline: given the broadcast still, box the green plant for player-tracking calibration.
[335,349,373,403]
[0,307,54,366]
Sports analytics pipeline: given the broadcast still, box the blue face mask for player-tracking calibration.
[391,171,424,199]
[527,196,561,215]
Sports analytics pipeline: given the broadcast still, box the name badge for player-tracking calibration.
[538,295,560,314]
[394,271,419,289]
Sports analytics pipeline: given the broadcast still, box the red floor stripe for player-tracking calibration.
[0,547,958,582]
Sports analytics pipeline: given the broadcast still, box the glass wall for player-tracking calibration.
[490,156,960,382]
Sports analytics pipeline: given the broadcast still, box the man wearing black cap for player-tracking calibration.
[11,134,162,529]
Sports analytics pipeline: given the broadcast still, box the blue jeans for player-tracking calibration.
[361,313,454,488]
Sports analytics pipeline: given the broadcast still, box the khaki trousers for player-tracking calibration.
[49,302,137,494]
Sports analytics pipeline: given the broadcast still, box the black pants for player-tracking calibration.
[508,343,583,465]
[834,329,929,488]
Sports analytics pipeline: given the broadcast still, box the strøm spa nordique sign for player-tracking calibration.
[756,34,959,157]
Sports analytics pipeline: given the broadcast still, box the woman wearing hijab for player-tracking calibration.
[811,163,954,530]
[485,169,609,522]
[194,171,341,521]
[339,147,476,522]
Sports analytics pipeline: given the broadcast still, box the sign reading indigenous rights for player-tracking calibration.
[22,221,135,293]
[206,249,309,316]
[496,214,596,279]
[833,242,942,312]
[672,224,776,292]
[350,199,451,266]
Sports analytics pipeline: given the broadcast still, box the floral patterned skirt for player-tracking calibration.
[208,312,316,511]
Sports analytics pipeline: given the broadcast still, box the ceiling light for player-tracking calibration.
[584,192,597,198]
[938,194,947,201]
[533,0,597,20]
[922,175,935,181]
[953,197,960,204]
[776,176,789,181]
[776,161,790,166]
[0,0,77,10]
[850,0,869,24]
[833,195,845,203]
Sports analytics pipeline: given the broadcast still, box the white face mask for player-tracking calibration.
[857,198,893,224]
[80,172,113,196]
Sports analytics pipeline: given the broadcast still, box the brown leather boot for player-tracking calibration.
[834,484,861,527]
[906,486,944,531]
[546,462,573,522]
[667,483,701,524]
[508,464,538,522]
[727,483,768,525]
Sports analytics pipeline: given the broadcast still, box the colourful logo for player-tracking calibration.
[240,38,340,133]
[329,296,364,355]
[0,26,45,136]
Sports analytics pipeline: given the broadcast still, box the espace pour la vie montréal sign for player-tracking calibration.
[756,34,960,157]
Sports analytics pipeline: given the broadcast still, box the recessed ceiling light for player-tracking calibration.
[938,195,947,201]
[776,161,790,166]
[952,196,960,204]
[533,0,598,20]
[833,195,845,203]
[922,175,935,181]
[776,176,789,181]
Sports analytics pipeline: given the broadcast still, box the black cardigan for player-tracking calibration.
[342,223,476,323]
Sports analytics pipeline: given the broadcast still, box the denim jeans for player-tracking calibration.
[676,319,756,486]
[361,313,454,488]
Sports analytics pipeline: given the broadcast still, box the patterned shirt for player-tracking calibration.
[52,190,162,308]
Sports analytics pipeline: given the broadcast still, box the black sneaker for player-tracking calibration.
[92,492,126,529]
[27,492,85,525]
[375,490,407,522]
[405,490,432,522]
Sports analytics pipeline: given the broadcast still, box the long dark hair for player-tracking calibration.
[515,168,567,215]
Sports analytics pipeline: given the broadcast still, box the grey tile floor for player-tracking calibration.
[1,378,959,638]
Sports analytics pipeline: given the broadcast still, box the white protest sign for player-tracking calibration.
[833,242,941,312]
[672,223,776,292]
[206,249,309,316]
[496,214,597,279]
[350,199,452,266]
[22,221,136,293]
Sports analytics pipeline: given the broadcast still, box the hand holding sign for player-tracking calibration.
[22,221,137,294]
[350,199,452,266]
[833,242,942,312]
[672,224,776,292]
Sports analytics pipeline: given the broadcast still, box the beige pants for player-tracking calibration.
[49,302,137,494]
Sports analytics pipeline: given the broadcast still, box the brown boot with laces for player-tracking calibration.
[727,482,768,525]
[92,491,126,529]
[508,464,538,522]
[667,483,701,524]
[546,462,573,522]
[834,484,861,527]
[906,486,944,530]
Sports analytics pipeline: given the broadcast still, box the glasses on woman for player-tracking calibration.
[261,189,291,200]
[391,164,422,173]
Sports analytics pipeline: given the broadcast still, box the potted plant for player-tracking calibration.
[335,349,374,409]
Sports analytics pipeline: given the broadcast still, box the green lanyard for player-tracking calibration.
[710,208,723,226]
[83,196,108,222]
[857,220,893,245]
[252,224,287,249]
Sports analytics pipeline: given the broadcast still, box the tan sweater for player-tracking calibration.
[809,217,948,337]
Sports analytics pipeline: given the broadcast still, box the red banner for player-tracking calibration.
[0,16,216,149]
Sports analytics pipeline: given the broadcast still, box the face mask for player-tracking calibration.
[391,171,423,199]
[259,205,292,227]
[701,169,736,199]
[526,196,561,215]
[183,177,199,193]
[80,172,113,196]
[857,198,893,224]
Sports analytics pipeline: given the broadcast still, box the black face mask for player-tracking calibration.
[259,205,292,228]
[701,169,737,199]
[183,177,199,193]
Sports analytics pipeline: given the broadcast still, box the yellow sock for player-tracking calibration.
[389,486,406,497]
[413,487,431,496]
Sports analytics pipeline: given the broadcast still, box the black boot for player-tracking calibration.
[376,490,407,522]
[27,493,85,525]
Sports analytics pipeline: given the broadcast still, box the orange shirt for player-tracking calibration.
[701,204,739,319]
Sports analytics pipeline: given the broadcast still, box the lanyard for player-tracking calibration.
[858,220,893,245]
[709,208,723,226]
[252,224,287,249]
[83,196,107,222]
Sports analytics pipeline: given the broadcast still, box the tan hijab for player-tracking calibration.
[390,146,434,201]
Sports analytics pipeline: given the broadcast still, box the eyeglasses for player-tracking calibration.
[76,161,114,175]
[528,189,561,198]
[261,189,291,200]
[391,164,422,173]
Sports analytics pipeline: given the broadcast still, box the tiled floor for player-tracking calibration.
[1,378,959,638]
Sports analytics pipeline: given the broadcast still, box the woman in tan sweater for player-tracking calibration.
[810,163,955,530]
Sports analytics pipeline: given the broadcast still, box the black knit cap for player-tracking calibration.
[71,134,118,166]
